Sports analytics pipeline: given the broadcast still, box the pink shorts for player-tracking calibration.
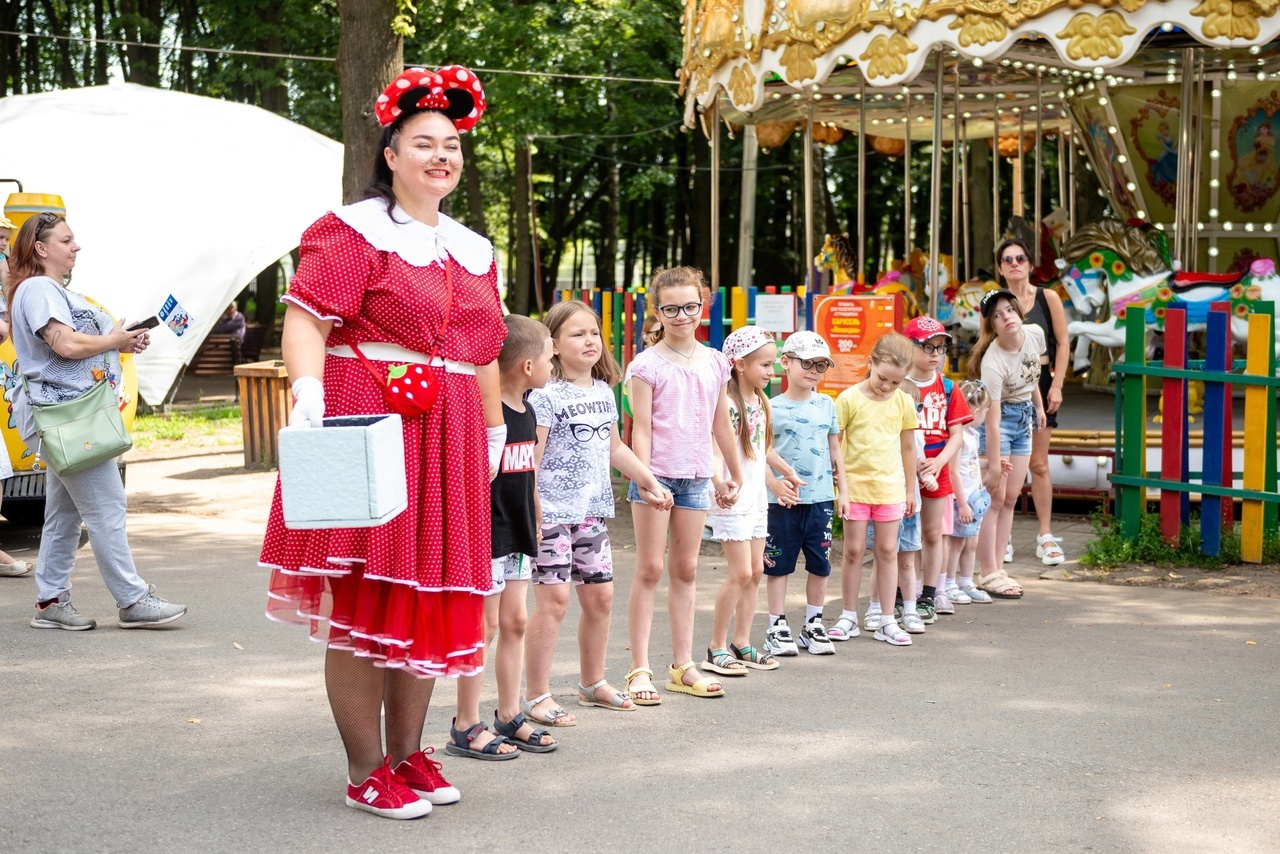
[845,502,906,522]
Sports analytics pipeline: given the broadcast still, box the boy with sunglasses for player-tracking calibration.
[763,331,849,654]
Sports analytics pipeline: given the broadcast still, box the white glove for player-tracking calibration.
[487,425,507,479]
[290,376,325,428]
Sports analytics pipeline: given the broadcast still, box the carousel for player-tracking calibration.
[678,0,1280,496]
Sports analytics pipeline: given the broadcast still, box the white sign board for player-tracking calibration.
[754,294,797,333]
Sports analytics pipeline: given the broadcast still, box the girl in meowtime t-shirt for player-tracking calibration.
[624,267,745,702]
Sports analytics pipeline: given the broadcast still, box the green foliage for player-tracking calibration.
[1080,509,1280,569]
[132,404,241,450]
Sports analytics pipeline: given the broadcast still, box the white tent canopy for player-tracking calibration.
[0,83,343,402]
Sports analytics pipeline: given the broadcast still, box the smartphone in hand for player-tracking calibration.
[127,316,161,331]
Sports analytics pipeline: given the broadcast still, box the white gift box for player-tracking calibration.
[278,414,408,529]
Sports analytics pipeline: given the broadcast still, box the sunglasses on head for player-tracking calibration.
[1001,253,1028,266]
[34,211,63,238]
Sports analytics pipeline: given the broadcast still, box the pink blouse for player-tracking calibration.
[626,346,732,479]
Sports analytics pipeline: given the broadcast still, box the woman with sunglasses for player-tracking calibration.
[4,212,185,629]
[995,238,1069,567]
[260,67,506,818]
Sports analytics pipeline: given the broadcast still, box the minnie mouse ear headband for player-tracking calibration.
[374,66,487,132]
[722,325,774,362]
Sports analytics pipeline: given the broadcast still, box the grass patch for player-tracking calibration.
[1080,509,1280,570]
[131,404,242,451]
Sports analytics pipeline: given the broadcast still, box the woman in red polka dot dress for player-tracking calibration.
[260,66,506,819]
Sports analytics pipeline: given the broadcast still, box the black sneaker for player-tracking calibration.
[797,616,835,655]
[915,599,937,625]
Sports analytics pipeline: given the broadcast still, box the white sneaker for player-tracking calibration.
[798,616,836,654]
[933,591,956,615]
[958,582,992,604]
[764,618,799,657]
[1004,538,1014,563]
[873,619,912,646]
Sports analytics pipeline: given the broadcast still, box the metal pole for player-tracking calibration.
[1068,130,1076,234]
[858,76,867,284]
[962,117,971,282]
[710,99,721,291]
[993,112,1001,263]
[1057,124,1067,224]
[930,51,944,318]
[952,59,960,284]
[1016,110,1025,219]
[804,104,815,292]
[737,125,758,290]
[1176,47,1195,264]
[1034,71,1043,266]
[904,89,912,261]
[1189,51,1205,266]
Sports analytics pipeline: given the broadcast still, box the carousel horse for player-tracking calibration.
[817,234,867,295]
[1056,219,1280,371]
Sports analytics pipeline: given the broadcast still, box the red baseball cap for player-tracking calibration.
[903,316,951,343]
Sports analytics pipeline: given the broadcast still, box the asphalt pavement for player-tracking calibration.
[1,450,1277,853]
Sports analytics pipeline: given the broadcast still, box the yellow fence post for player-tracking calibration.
[1241,314,1269,563]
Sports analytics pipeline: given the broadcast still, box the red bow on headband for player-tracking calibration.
[374,65,487,132]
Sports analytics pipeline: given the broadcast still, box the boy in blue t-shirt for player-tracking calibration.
[763,331,848,656]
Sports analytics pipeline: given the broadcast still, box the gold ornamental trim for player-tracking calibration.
[859,32,920,80]
[1057,11,1138,61]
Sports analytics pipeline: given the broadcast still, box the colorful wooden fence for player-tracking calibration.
[1112,302,1280,560]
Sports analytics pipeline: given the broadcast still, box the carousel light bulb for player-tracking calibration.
[1208,247,1220,257]
[792,93,802,100]
[1098,97,1108,105]
[973,58,984,68]
[1246,222,1255,232]
[1209,207,1219,218]
[872,118,881,125]
[1161,22,1174,32]
[1108,125,1118,134]
[1167,74,1177,83]
[834,93,844,100]
[813,93,823,100]
[1210,149,1220,159]
[812,84,821,92]
[1198,222,1205,230]
[1250,45,1262,55]
[963,111,972,118]
[1118,154,1128,163]
[1087,81,1096,90]
[1212,88,1221,98]
[1227,71,1237,80]
[1266,223,1275,232]
[947,112,955,119]
[976,93,986,100]
[875,93,885,101]
[772,92,782,99]
[1094,67,1105,77]
[895,93,904,101]
[917,115,925,122]
[1039,65,1048,72]
[1211,178,1220,188]
[1013,61,1023,69]
[1127,182,1137,191]
[1156,223,1165,230]
[1012,106,1021,113]
[1224,222,1233,231]
[1001,59,1012,67]
[886,117,895,124]
[1259,72,1267,81]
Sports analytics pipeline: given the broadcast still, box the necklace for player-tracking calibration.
[662,340,698,364]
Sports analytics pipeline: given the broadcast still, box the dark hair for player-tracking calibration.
[497,314,550,374]
[996,238,1032,273]
[4,212,64,314]
[363,109,456,220]
[967,292,1025,378]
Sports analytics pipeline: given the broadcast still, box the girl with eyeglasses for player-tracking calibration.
[522,300,672,725]
[995,238,1069,567]
[704,326,803,678]
[624,266,744,701]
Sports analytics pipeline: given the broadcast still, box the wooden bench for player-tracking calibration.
[189,334,240,375]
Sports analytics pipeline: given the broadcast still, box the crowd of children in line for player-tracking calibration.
[449,265,1047,761]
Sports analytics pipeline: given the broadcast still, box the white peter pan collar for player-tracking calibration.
[332,198,494,275]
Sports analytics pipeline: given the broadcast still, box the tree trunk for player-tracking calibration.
[692,130,712,276]
[459,134,488,237]
[117,0,163,86]
[93,0,109,85]
[512,135,534,315]
[969,141,994,277]
[596,145,620,291]
[622,199,638,291]
[337,0,403,204]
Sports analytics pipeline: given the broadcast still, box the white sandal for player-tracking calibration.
[1036,534,1065,566]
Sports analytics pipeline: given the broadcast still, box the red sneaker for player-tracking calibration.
[345,756,432,819]
[394,747,461,805]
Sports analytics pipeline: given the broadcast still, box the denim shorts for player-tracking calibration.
[627,474,711,511]
[977,400,1035,457]
[865,510,921,553]
[764,502,834,578]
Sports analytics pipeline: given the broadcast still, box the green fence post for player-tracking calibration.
[1119,308,1148,540]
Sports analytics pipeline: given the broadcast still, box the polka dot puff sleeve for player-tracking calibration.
[282,214,377,325]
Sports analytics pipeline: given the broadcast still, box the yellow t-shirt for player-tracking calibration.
[836,385,920,505]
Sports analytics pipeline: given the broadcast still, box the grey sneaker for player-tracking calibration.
[118,585,187,628]
[32,600,97,631]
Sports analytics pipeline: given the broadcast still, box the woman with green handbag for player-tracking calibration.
[3,212,186,631]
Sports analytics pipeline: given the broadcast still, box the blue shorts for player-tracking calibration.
[866,511,921,553]
[764,502,834,578]
[627,474,711,511]
[977,400,1035,457]
[949,489,991,539]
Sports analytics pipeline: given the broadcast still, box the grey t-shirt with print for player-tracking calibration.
[527,378,617,524]
[11,276,122,441]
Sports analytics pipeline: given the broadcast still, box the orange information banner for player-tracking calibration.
[813,294,903,397]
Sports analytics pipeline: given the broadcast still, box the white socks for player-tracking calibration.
[805,604,823,622]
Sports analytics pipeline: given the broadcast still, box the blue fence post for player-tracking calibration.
[1201,307,1229,556]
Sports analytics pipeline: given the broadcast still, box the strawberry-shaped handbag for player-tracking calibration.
[342,261,454,418]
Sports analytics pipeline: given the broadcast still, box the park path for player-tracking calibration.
[1,450,1277,853]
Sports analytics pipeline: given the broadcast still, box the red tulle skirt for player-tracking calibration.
[261,354,492,677]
